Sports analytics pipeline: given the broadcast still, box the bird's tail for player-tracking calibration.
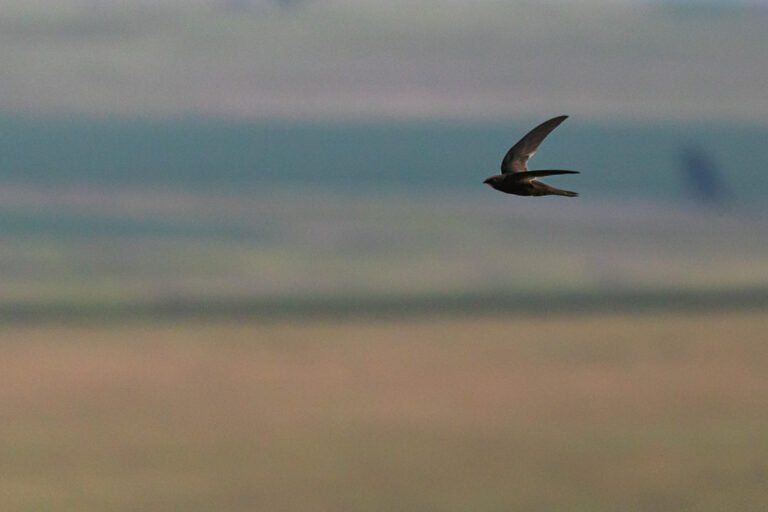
[532,180,579,197]
[527,171,580,197]
[550,187,579,197]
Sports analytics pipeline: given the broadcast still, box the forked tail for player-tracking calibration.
[525,170,579,197]
[551,187,579,197]
[532,180,579,197]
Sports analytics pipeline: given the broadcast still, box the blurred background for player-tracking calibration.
[1,0,767,510]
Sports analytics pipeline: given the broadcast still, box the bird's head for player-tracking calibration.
[483,175,502,187]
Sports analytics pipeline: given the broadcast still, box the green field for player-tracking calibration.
[0,186,767,307]
[2,311,767,511]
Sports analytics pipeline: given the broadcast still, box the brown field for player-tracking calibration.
[1,311,768,511]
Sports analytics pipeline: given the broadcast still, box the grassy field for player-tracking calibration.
[0,184,767,305]
[1,311,767,511]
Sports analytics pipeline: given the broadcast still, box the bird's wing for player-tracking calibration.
[518,170,579,178]
[501,115,568,174]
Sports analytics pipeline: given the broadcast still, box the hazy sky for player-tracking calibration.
[2,0,766,120]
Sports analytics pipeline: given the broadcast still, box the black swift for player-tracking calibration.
[483,115,579,197]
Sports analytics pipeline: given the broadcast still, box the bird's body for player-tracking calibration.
[485,170,579,197]
[484,115,579,197]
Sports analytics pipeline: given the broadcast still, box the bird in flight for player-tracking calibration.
[483,115,579,197]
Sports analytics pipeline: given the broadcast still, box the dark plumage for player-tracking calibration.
[483,115,579,197]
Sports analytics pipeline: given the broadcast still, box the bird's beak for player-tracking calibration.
[483,177,493,185]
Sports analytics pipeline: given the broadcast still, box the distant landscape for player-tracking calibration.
[0,114,767,312]
[1,3,767,511]
[4,312,768,511]
[2,0,768,315]
[1,0,767,120]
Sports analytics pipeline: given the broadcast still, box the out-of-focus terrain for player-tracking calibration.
[0,1,766,313]
[2,312,767,512]
[1,184,767,311]
[1,2,767,510]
